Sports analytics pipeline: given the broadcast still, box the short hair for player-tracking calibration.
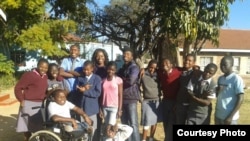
[51,89,67,97]
[107,61,117,69]
[222,55,234,66]
[162,57,173,64]
[205,63,218,72]
[91,48,109,66]
[70,44,80,50]
[37,58,49,66]
[122,47,134,55]
[147,59,158,67]
[83,60,94,68]
[185,53,196,62]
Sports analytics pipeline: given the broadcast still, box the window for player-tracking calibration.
[233,57,240,73]
[200,57,213,71]
[10,50,26,66]
[247,58,250,74]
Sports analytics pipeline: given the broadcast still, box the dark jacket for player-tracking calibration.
[117,61,140,103]
[75,74,102,116]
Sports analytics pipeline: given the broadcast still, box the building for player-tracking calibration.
[181,29,250,87]
[12,41,123,71]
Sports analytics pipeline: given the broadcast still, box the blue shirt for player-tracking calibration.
[60,57,85,91]
[215,72,244,120]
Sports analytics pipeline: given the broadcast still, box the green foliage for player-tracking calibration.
[150,0,236,55]
[46,0,93,39]
[0,74,16,89]
[90,0,160,58]
[0,0,46,43]
[0,53,14,75]
[16,20,77,57]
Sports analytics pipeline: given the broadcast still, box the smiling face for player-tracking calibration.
[148,63,157,75]
[183,55,195,70]
[95,51,106,66]
[37,62,49,76]
[123,51,133,63]
[69,45,80,59]
[54,91,67,106]
[83,64,94,76]
[161,59,172,72]
[48,65,59,79]
[202,66,216,80]
[105,125,116,138]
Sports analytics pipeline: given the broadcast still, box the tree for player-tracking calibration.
[89,0,236,66]
[16,20,77,58]
[46,0,96,41]
[150,0,236,58]
[88,0,163,60]
[0,0,92,61]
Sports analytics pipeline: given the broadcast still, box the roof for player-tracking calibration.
[61,33,84,43]
[205,29,250,50]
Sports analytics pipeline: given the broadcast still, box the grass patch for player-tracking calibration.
[139,89,250,140]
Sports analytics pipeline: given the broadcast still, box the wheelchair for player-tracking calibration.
[25,97,93,141]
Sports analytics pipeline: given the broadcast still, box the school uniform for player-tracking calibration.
[75,73,102,141]
[186,76,217,125]
[15,69,48,132]
[175,69,194,124]
[141,70,162,126]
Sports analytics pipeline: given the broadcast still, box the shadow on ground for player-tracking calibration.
[0,114,23,141]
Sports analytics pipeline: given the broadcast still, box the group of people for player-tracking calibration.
[14,43,245,141]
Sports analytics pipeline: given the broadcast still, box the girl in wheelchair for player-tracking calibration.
[47,89,93,140]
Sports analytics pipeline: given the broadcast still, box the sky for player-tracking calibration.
[93,0,250,30]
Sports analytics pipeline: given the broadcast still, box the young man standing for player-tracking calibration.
[59,44,85,102]
[175,54,197,124]
[158,58,182,141]
[215,55,244,125]
[117,47,140,141]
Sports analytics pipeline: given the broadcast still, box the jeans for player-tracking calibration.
[121,102,140,141]
[103,107,118,126]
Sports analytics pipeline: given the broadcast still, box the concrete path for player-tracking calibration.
[0,88,23,141]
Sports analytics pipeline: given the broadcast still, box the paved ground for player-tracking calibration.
[0,88,23,141]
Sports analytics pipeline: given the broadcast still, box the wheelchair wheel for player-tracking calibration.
[29,130,62,141]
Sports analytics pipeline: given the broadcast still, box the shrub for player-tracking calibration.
[0,74,16,90]
[0,53,14,75]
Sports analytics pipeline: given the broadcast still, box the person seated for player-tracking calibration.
[103,122,133,141]
[47,89,93,137]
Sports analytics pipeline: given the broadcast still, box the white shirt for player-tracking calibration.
[187,76,216,99]
[48,101,75,119]
[104,124,133,141]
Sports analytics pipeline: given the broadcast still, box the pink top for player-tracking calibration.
[102,76,123,107]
